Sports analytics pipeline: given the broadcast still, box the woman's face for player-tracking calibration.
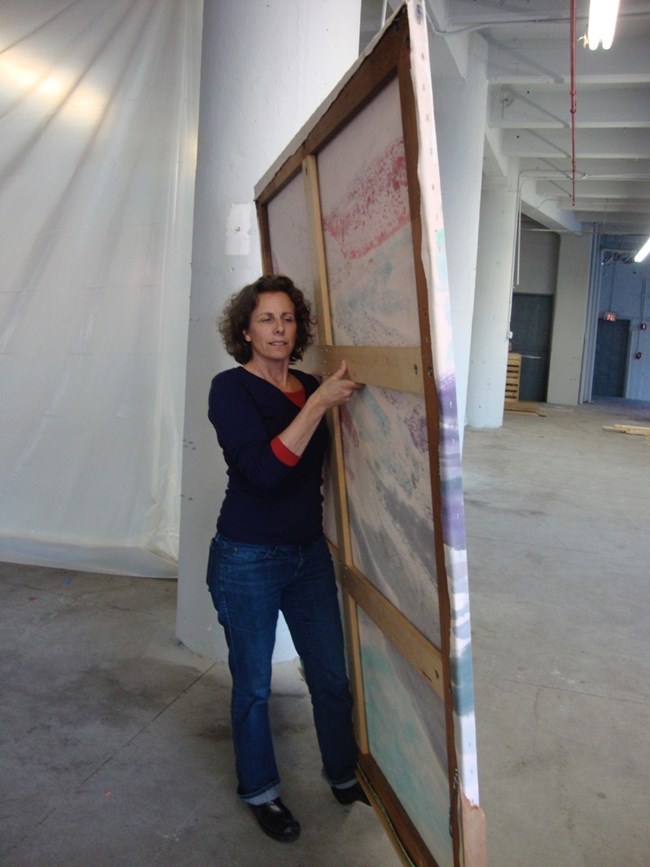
[243,291,297,364]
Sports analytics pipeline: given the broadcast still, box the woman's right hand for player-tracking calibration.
[315,360,363,409]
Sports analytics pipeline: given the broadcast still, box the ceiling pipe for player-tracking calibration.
[570,0,578,206]
[423,4,650,37]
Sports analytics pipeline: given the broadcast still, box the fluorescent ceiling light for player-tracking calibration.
[633,237,650,263]
[587,0,620,50]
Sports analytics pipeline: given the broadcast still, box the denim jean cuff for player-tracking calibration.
[240,783,281,806]
[322,768,358,789]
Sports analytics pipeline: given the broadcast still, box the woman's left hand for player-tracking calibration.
[312,360,363,410]
[275,360,362,458]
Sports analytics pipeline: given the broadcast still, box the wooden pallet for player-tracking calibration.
[505,353,522,401]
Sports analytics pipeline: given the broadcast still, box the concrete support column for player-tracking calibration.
[176,0,361,661]
[466,167,519,428]
[431,33,488,443]
[547,233,593,405]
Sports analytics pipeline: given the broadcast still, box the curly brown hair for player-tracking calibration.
[218,274,315,364]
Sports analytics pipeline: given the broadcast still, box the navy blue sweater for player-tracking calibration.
[208,367,328,544]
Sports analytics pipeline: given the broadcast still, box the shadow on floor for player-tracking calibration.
[0,566,398,867]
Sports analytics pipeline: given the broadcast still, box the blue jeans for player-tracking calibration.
[206,533,357,804]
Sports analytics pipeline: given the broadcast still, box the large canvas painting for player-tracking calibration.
[255,3,485,864]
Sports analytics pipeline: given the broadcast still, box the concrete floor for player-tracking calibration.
[1,399,649,866]
[464,398,650,867]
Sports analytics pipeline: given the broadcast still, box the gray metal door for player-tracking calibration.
[510,293,554,401]
[592,319,630,397]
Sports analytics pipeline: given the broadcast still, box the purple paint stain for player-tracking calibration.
[438,373,458,425]
[435,373,466,550]
[405,406,428,453]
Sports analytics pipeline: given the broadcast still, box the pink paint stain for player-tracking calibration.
[323,138,410,261]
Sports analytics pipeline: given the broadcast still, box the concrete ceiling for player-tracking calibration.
[363,0,650,241]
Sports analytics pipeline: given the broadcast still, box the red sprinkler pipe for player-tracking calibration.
[570,0,577,205]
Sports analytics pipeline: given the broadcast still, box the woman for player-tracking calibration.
[206,274,368,843]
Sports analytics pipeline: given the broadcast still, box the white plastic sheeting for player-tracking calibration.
[0,0,202,577]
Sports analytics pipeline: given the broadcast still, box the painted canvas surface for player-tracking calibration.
[406,4,480,808]
[266,172,314,308]
[317,77,441,642]
[256,3,484,862]
[318,78,419,349]
[339,387,440,643]
[359,608,453,866]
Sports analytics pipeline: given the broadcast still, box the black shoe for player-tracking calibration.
[331,781,371,806]
[248,797,301,842]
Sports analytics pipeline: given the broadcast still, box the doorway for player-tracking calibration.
[510,293,554,402]
[592,318,630,397]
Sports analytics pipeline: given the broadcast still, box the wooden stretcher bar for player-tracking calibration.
[302,344,424,393]
[342,562,444,700]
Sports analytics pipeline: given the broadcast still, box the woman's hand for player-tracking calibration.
[314,360,363,410]
[275,360,363,458]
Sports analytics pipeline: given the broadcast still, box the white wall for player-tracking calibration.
[517,227,559,296]
[176,0,362,661]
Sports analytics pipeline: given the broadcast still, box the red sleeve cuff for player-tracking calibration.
[271,436,301,467]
